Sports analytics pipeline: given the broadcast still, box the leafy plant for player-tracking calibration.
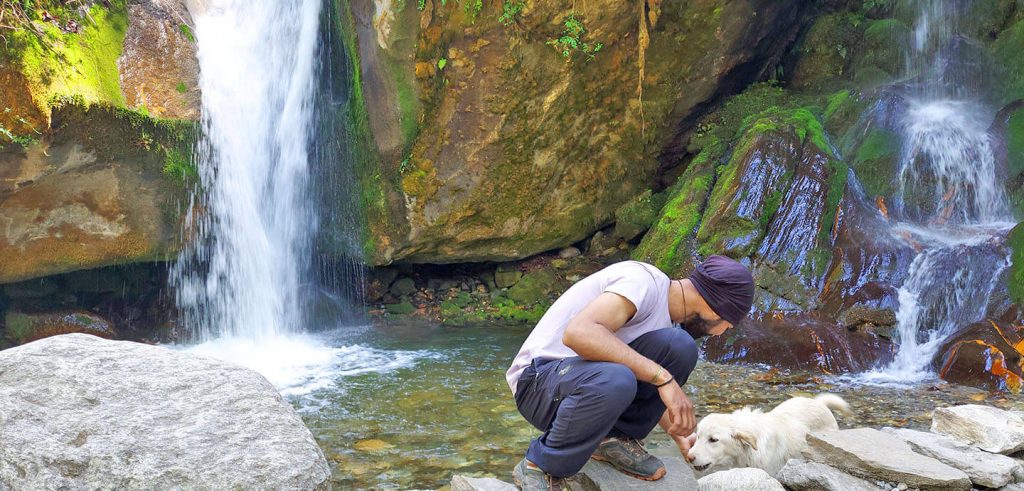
[499,0,525,26]
[418,0,425,10]
[175,82,187,93]
[547,14,602,61]
[437,57,447,70]
[399,157,412,174]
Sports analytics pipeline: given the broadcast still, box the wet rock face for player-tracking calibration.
[349,0,811,264]
[0,334,330,490]
[0,105,190,283]
[118,0,201,120]
[936,319,1024,392]
[3,310,116,345]
[702,313,893,374]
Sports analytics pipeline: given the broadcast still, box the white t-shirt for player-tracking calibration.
[505,261,672,394]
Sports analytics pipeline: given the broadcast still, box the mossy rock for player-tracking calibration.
[1009,222,1024,306]
[852,18,910,82]
[506,269,558,305]
[389,277,417,297]
[3,310,116,345]
[632,164,714,277]
[494,265,523,289]
[849,127,901,199]
[994,20,1024,105]
[789,13,864,89]
[612,190,667,242]
[385,298,416,315]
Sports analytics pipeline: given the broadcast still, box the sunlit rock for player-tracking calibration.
[697,468,784,491]
[776,459,880,491]
[882,427,1024,488]
[0,334,330,490]
[932,405,1024,454]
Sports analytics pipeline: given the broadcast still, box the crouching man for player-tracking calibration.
[506,256,755,490]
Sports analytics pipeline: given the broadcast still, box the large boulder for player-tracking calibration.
[803,428,972,490]
[931,405,1024,455]
[346,0,812,264]
[935,319,1024,392]
[882,427,1024,488]
[0,104,190,283]
[0,334,330,489]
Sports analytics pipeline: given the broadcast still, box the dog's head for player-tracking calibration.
[688,414,759,473]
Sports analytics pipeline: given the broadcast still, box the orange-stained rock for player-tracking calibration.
[937,319,1024,392]
[3,310,117,345]
[0,67,48,138]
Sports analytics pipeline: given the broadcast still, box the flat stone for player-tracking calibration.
[776,459,880,491]
[998,484,1024,491]
[450,475,517,491]
[568,443,697,490]
[697,468,784,491]
[883,427,1024,488]
[0,334,330,490]
[932,405,1024,454]
[804,428,971,490]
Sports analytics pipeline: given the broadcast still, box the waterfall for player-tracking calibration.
[169,0,323,343]
[861,1,1016,383]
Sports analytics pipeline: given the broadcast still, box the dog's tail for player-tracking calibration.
[815,394,851,416]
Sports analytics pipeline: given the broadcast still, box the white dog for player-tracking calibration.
[688,394,850,477]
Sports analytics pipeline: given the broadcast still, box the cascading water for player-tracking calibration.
[170,0,322,343]
[860,1,1016,383]
[169,0,429,396]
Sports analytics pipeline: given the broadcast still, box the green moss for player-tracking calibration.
[162,147,197,184]
[1009,223,1024,305]
[851,127,900,198]
[824,90,850,121]
[1008,109,1024,180]
[3,311,33,344]
[6,0,128,110]
[632,163,714,275]
[175,82,188,94]
[994,21,1024,104]
[179,24,196,43]
[820,158,849,244]
[854,18,910,80]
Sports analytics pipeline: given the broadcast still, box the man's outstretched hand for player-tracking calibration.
[658,382,695,436]
[671,433,697,462]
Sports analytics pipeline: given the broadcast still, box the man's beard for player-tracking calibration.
[681,318,713,339]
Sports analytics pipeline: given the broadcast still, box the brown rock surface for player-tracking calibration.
[118,0,201,120]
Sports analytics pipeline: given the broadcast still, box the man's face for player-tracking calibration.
[682,312,732,338]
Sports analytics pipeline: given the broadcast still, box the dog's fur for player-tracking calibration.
[688,394,850,477]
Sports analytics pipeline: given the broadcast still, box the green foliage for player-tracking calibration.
[179,23,195,42]
[547,14,602,61]
[437,57,447,70]
[499,0,525,26]
[399,157,412,174]
[162,146,197,183]
[175,82,188,93]
[1009,223,1024,305]
[418,0,426,10]
[464,0,483,22]
[1007,109,1024,180]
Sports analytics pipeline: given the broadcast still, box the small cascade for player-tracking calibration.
[860,1,1016,383]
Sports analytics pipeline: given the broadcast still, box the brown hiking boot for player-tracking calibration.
[591,437,667,481]
[512,458,570,491]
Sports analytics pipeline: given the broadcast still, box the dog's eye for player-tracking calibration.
[708,437,718,443]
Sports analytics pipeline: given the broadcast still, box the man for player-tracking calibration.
[506,256,755,490]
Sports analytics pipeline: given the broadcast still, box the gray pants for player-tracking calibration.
[513,327,698,477]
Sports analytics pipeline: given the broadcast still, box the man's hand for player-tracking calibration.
[671,433,697,462]
[658,383,695,436]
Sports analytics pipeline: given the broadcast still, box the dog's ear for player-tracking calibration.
[732,430,758,450]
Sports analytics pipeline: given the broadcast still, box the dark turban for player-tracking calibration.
[688,255,754,325]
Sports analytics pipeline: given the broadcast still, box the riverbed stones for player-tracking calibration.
[883,427,1024,488]
[0,334,330,490]
[804,428,972,490]
[449,475,517,491]
[696,468,784,491]
[776,459,880,491]
[3,310,117,345]
[932,405,1024,454]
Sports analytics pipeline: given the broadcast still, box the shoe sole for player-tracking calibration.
[590,455,667,481]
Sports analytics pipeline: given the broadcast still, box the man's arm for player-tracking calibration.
[562,292,696,436]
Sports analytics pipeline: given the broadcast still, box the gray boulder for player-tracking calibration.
[776,459,881,491]
[568,442,697,490]
[932,405,1024,454]
[450,475,517,491]
[697,468,784,491]
[804,428,971,490]
[0,334,330,490]
[883,427,1024,488]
